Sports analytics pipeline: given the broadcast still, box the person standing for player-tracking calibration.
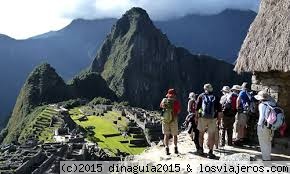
[254,90,276,161]
[235,82,251,145]
[195,84,221,159]
[160,89,181,155]
[220,86,238,146]
[183,92,200,150]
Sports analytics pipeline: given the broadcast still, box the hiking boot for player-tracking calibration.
[207,153,216,159]
[165,147,170,155]
[174,147,179,154]
[197,147,204,156]
[240,138,248,145]
[207,152,216,159]
[233,139,243,147]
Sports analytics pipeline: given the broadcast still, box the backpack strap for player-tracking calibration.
[246,91,252,101]
[263,102,278,110]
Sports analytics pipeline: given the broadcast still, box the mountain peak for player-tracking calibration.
[27,63,61,82]
[111,7,154,38]
[34,62,53,71]
[123,7,150,19]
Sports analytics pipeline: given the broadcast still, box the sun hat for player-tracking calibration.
[254,90,270,101]
[231,85,242,91]
[204,83,213,92]
[221,86,230,93]
[188,92,196,99]
[166,88,176,97]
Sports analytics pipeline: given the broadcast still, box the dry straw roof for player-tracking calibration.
[234,0,290,73]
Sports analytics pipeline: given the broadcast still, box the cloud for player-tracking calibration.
[0,0,72,39]
[63,0,260,20]
[0,0,260,39]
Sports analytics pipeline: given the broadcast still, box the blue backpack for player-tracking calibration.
[201,94,216,118]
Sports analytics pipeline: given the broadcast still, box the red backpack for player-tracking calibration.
[223,93,238,116]
[230,93,238,112]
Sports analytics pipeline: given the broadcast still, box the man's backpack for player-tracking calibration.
[264,103,285,131]
[188,99,196,113]
[161,98,174,123]
[223,93,237,116]
[244,91,256,114]
[201,94,216,118]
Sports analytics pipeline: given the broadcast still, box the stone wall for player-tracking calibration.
[15,151,47,174]
[251,72,290,136]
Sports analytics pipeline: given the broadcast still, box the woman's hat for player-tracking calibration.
[166,88,176,97]
[188,92,196,99]
[221,86,230,93]
[231,85,242,91]
[254,90,270,101]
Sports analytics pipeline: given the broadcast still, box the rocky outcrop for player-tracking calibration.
[68,72,117,100]
[90,7,248,110]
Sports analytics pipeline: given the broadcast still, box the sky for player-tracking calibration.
[0,0,260,39]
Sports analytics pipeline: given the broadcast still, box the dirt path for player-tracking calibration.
[133,131,290,162]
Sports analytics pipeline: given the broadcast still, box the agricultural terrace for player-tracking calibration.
[69,107,147,156]
[19,106,62,143]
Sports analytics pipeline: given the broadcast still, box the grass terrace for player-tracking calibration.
[19,106,62,143]
[69,107,147,156]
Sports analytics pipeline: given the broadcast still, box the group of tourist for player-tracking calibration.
[160,82,285,161]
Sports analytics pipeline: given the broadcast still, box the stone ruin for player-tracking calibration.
[113,106,162,144]
[0,137,114,174]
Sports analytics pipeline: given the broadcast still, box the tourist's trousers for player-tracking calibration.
[188,121,200,149]
[257,125,273,160]
[221,116,235,145]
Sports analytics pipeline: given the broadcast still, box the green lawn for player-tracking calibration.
[70,108,146,156]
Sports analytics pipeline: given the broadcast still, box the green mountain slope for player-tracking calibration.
[89,7,248,109]
[2,64,116,144]
[2,63,68,143]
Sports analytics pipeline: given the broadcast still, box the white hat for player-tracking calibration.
[221,86,230,93]
[254,90,270,101]
[188,92,196,99]
[204,83,213,92]
[231,85,242,91]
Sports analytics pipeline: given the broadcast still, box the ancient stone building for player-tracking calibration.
[234,0,290,136]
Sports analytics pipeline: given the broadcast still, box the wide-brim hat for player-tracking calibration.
[231,85,242,91]
[254,90,270,101]
[221,86,230,93]
[188,92,196,99]
[166,88,176,97]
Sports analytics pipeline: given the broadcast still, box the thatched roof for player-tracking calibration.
[234,0,290,73]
